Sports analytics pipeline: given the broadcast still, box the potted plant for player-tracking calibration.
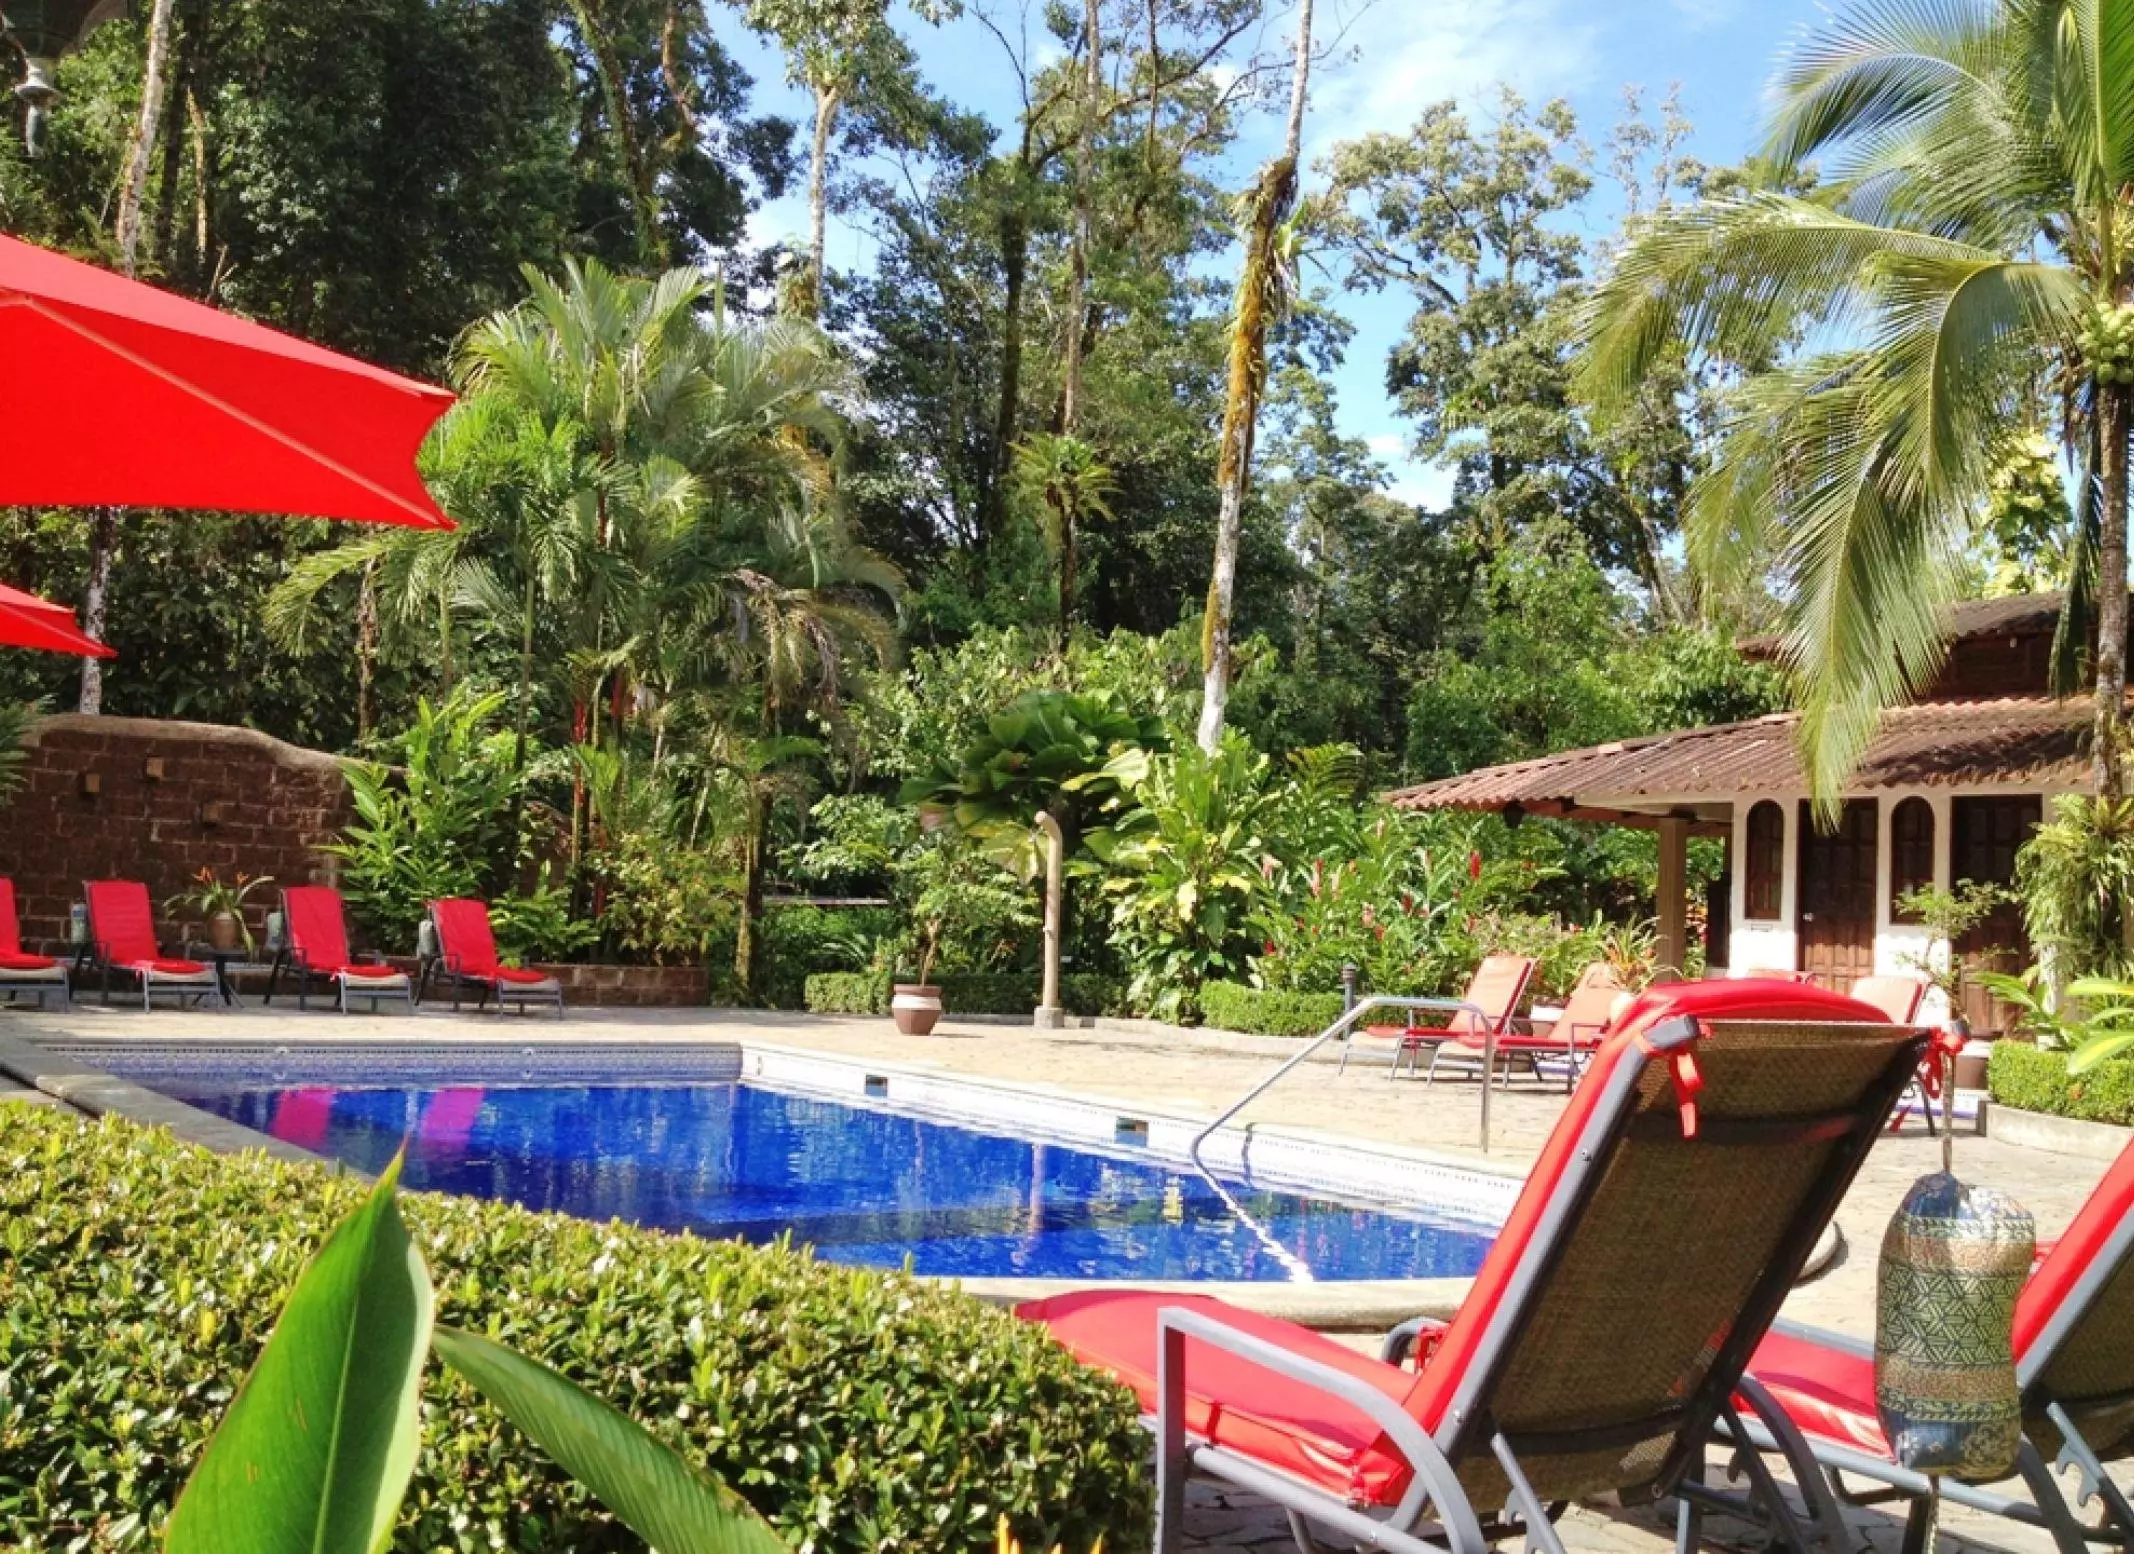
[891,874,952,1036]
[167,868,275,954]
[1896,881,2014,1087]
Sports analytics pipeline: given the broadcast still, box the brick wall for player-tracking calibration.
[1,714,352,949]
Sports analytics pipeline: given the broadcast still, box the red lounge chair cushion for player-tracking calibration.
[1018,1290,1425,1506]
[284,884,357,974]
[0,878,28,958]
[337,964,407,982]
[2015,1135,2134,1357]
[1745,1329,1889,1457]
[492,966,555,987]
[125,957,212,977]
[0,950,60,973]
[85,879,163,964]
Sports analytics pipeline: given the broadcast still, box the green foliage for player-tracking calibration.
[490,871,603,966]
[163,869,278,953]
[1099,737,1273,1019]
[165,1158,432,1554]
[0,699,35,809]
[596,830,740,968]
[803,970,890,1015]
[1199,981,1346,1038]
[1988,1041,2134,1127]
[801,970,1129,1018]
[2015,796,2134,983]
[1975,968,2088,1051]
[0,1105,1151,1552]
[1894,882,2015,1008]
[329,690,523,951]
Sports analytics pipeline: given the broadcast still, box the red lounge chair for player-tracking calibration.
[1019,980,1925,1554]
[0,877,69,1010]
[1341,953,1537,1079]
[1726,1135,2134,1554]
[1433,961,1629,1091]
[265,884,412,1014]
[1843,974,1948,1133]
[82,878,220,1011]
[420,898,563,1017]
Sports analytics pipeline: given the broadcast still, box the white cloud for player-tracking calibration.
[1299,0,1604,163]
[1366,433,1406,459]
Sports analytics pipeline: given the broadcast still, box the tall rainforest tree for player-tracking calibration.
[1199,0,1313,751]
[1580,0,2133,804]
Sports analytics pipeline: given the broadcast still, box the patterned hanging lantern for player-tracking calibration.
[1875,1170,2033,1479]
[0,1,129,153]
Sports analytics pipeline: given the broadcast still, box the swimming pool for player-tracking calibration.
[62,1043,1503,1283]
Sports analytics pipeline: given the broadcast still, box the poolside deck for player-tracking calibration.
[2,1001,2106,1554]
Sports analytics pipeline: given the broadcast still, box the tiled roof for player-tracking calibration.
[1738,592,2072,661]
[1384,697,2093,816]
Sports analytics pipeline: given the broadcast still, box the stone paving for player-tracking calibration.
[4,1001,2119,1554]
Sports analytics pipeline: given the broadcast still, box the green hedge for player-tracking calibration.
[1199,981,1347,1038]
[1988,1041,2134,1127]
[802,971,1133,1019]
[0,1105,1149,1552]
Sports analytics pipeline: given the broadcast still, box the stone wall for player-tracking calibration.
[383,957,709,1008]
[0,714,351,949]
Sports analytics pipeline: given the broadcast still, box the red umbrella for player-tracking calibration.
[0,581,112,657]
[0,232,454,528]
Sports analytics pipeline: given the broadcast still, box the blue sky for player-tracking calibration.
[722,0,1830,509]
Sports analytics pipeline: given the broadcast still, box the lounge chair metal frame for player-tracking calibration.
[1339,955,1537,1081]
[1713,1172,2134,1554]
[1141,1010,1926,1554]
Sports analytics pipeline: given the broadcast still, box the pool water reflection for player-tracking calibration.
[154,1079,1497,1283]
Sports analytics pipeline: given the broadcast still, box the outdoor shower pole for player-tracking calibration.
[1034,812,1065,1029]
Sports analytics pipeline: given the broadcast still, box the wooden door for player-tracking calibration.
[1952,795,2042,1031]
[1796,799,1879,991]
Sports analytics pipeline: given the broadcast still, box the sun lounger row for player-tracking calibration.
[1019,977,2124,1554]
[0,878,562,1016]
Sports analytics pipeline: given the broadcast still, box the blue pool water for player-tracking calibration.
[143,1078,1496,1282]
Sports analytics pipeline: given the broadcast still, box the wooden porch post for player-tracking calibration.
[1656,816,1689,981]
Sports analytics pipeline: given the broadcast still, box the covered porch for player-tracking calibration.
[1384,697,2093,1020]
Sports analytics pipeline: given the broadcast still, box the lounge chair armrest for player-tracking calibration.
[1156,1305,1487,1554]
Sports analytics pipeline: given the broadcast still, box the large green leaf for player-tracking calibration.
[432,1324,788,1554]
[165,1157,433,1554]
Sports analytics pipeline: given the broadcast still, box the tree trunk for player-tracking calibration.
[356,558,379,740]
[735,805,765,1000]
[76,508,118,714]
[804,78,840,319]
[984,201,1031,536]
[115,0,177,273]
[1057,495,1078,634]
[1196,0,1312,753]
[2096,380,2130,799]
[1061,0,1100,434]
[568,0,663,267]
[82,0,178,715]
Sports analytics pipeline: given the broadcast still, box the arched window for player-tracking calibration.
[1889,797,1935,921]
[1745,800,1785,921]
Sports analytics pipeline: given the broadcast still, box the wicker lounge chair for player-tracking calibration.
[1341,953,1537,1079]
[1019,979,1926,1554]
[264,884,412,1013]
[82,878,220,1011]
[0,877,70,1010]
[1723,1135,2134,1554]
[1429,960,1630,1090]
[419,898,563,1016]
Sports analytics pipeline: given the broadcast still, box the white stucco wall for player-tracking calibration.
[1702,782,2074,1025]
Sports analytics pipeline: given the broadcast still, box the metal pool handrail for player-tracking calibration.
[1187,995,1504,1180]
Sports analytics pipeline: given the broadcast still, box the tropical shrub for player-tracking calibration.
[489,869,602,964]
[803,970,889,1014]
[2015,795,2134,983]
[1988,1041,2134,1127]
[0,1106,1151,1552]
[1199,981,1346,1038]
[331,689,524,949]
[596,828,740,967]
[802,970,1131,1018]
[1099,736,1273,1020]
[0,697,35,808]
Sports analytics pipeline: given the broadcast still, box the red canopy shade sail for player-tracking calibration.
[0,581,111,657]
[0,233,454,528]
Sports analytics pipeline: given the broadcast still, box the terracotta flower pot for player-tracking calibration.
[891,982,943,1036]
[207,912,242,953]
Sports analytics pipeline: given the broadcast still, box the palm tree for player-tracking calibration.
[707,726,821,1000]
[1013,432,1118,634]
[1579,0,2134,808]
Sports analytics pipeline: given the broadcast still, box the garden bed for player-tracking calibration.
[1199,981,1346,1038]
[803,970,1130,1019]
[0,1104,1149,1552]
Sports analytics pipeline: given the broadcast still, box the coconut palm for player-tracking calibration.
[1012,432,1118,633]
[1579,0,2134,807]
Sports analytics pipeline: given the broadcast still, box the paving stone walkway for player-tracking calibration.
[5,1002,2115,1554]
